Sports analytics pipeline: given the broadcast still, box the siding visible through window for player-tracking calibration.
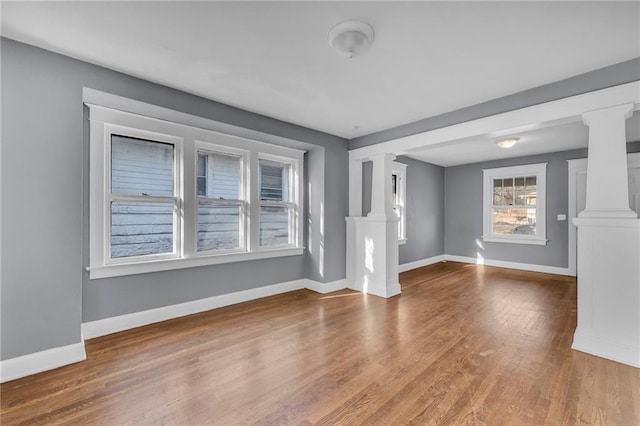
[259,159,292,246]
[110,135,175,258]
[197,151,243,252]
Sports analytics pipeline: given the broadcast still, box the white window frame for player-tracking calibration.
[104,125,183,264]
[256,154,299,250]
[193,143,249,256]
[88,105,304,279]
[482,162,547,245]
[392,162,407,244]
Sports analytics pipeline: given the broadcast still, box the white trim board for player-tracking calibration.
[399,255,445,273]
[443,254,570,276]
[350,81,640,160]
[83,278,348,339]
[0,343,86,383]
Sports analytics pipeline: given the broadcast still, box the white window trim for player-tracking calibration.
[88,104,304,279]
[257,153,299,250]
[392,161,407,244]
[193,142,249,256]
[482,162,547,246]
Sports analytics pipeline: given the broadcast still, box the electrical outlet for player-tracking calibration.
[557,214,567,221]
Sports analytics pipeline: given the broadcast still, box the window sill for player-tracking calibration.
[482,236,548,246]
[87,247,304,279]
[398,238,408,245]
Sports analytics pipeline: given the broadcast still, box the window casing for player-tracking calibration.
[392,162,407,244]
[482,163,547,245]
[88,105,304,279]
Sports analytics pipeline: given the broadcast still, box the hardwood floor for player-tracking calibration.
[2,261,639,425]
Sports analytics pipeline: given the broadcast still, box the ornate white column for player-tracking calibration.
[572,103,640,368]
[346,153,400,299]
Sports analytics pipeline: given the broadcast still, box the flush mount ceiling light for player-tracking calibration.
[328,20,375,59]
[495,137,520,149]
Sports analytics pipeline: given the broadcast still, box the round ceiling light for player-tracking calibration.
[328,20,375,59]
[495,137,519,149]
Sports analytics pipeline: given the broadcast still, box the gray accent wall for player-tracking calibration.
[1,38,348,360]
[362,157,445,265]
[351,58,640,149]
[444,142,640,268]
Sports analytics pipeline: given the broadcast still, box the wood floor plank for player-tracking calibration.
[2,261,639,425]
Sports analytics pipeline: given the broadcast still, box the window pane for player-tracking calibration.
[197,203,240,251]
[493,179,504,205]
[111,135,173,196]
[514,177,526,206]
[492,207,536,235]
[502,178,514,205]
[196,155,207,197]
[525,176,537,205]
[260,205,290,246]
[199,152,241,200]
[260,160,290,202]
[111,201,174,258]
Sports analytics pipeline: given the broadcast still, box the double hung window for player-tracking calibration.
[88,105,304,278]
[482,163,547,245]
[110,135,178,260]
[259,158,295,247]
[196,150,245,253]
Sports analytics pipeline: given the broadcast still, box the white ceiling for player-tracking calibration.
[405,112,640,167]
[2,1,639,141]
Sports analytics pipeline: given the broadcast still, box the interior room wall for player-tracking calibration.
[444,141,640,268]
[1,37,348,360]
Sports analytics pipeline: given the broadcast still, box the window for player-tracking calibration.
[392,162,407,243]
[259,158,295,247]
[110,135,178,260]
[88,105,304,279]
[196,150,245,253]
[482,163,547,245]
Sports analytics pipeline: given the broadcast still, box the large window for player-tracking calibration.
[482,163,547,245]
[88,105,304,278]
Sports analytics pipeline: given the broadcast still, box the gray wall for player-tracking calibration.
[397,156,445,264]
[444,142,640,268]
[1,38,348,360]
[362,157,445,265]
[351,58,640,149]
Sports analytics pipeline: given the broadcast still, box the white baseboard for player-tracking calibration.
[304,278,348,294]
[443,254,571,276]
[83,277,349,340]
[0,342,86,383]
[399,255,445,273]
[572,330,640,368]
[83,279,307,339]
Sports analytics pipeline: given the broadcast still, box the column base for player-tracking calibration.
[573,217,640,368]
[573,328,640,368]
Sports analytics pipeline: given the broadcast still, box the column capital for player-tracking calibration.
[582,103,635,127]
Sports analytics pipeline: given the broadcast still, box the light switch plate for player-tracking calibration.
[557,214,567,221]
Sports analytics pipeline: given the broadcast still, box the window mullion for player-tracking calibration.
[182,139,195,258]
[248,153,260,251]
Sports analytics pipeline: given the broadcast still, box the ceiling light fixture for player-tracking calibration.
[328,20,375,59]
[495,137,519,149]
